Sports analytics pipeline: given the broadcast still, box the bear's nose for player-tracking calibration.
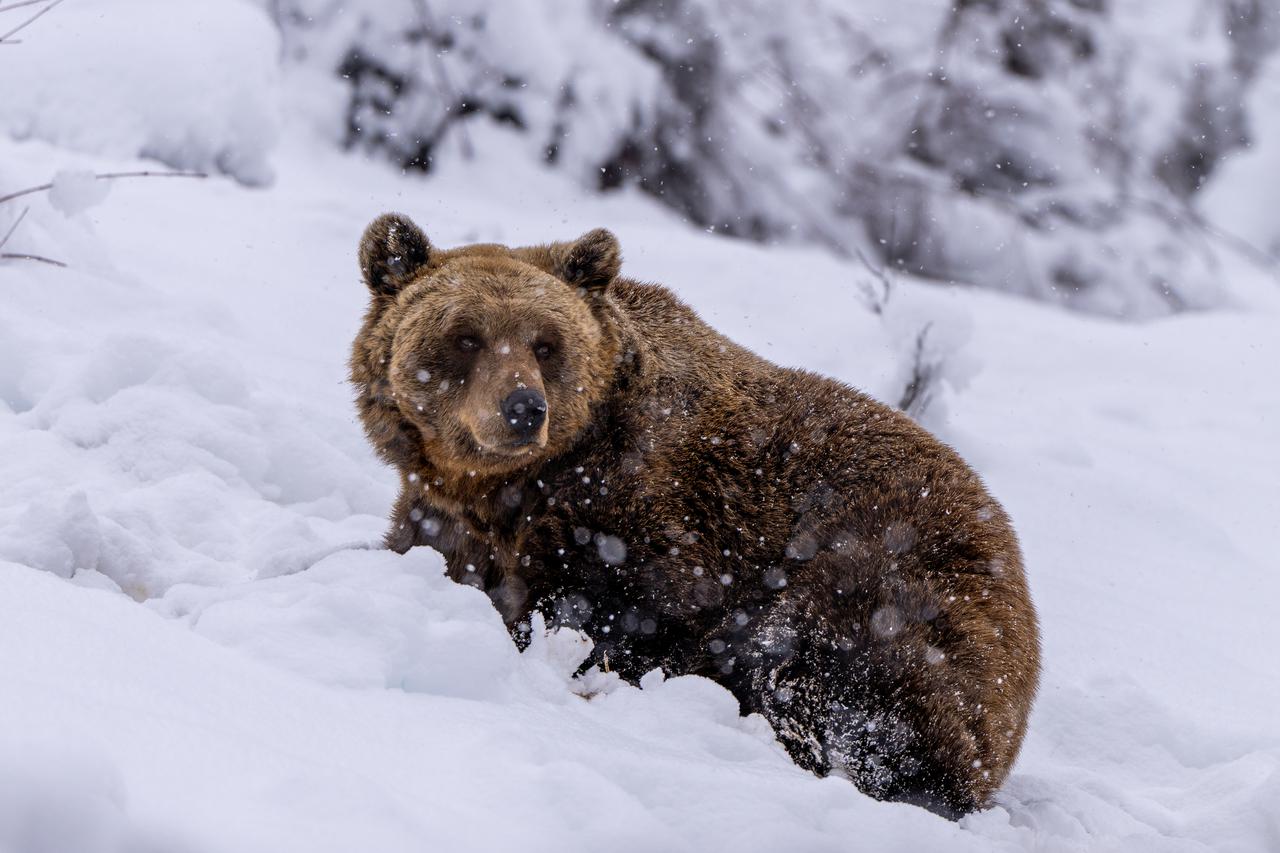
[501,389,547,440]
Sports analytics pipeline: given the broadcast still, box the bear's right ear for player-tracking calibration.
[359,213,432,297]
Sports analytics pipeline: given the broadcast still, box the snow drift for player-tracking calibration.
[3,2,1280,851]
[0,0,280,185]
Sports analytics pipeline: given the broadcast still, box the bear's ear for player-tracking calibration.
[557,228,621,294]
[359,213,432,297]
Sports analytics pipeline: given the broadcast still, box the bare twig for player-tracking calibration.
[95,169,209,182]
[0,207,63,268]
[3,182,52,205]
[0,0,50,14]
[853,245,893,314]
[1,252,66,267]
[0,169,207,206]
[0,206,29,250]
[0,0,64,43]
[897,323,938,418]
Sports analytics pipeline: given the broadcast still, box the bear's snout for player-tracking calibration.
[501,388,547,442]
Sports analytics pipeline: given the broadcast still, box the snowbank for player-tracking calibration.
[2,121,1279,849]
[0,0,280,185]
[4,0,1280,841]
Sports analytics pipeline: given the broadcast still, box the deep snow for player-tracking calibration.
[3,4,1280,852]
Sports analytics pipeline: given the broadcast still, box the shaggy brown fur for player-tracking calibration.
[350,213,1041,817]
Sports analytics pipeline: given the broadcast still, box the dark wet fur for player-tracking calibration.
[351,217,1041,816]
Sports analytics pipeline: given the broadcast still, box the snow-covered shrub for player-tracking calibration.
[0,0,280,185]
[262,0,1279,316]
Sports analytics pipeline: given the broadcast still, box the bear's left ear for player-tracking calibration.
[359,213,432,298]
[558,228,621,294]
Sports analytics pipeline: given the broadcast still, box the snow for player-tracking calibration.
[0,0,279,185]
[1201,58,1280,260]
[46,170,111,217]
[3,6,1280,852]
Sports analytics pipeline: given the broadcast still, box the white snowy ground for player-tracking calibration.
[4,14,1280,852]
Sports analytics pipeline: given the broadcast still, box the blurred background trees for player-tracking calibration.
[260,0,1280,317]
[6,0,1277,317]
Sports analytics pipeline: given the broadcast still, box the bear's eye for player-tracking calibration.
[533,341,555,361]
[455,335,482,353]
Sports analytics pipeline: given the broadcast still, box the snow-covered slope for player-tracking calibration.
[3,3,1280,850]
[3,126,1279,850]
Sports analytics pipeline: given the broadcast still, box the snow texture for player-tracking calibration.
[3,3,1280,851]
[0,0,280,185]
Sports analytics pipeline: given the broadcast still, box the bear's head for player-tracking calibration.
[353,213,624,482]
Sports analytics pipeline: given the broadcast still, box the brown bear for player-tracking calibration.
[350,213,1040,818]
